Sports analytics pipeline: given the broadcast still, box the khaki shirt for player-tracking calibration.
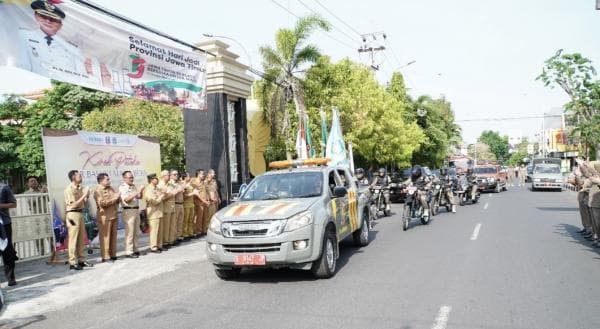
[64,183,85,211]
[206,180,218,201]
[183,183,195,208]
[157,180,176,213]
[144,185,164,219]
[588,180,600,208]
[174,181,184,204]
[119,183,140,208]
[94,185,119,221]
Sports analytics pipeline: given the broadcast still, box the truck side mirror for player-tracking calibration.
[333,186,348,198]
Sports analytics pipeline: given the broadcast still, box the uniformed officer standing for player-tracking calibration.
[586,162,600,248]
[158,170,175,249]
[181,173,195,240]
[63,170,92,270]
[119,171,143,258]
[143,174,164,253]
[19,1,89,81]
[171,170,185,244]
[93,173,120,262]
[192,169,207,238]
[203,169,221,235]
[575,160,594,239]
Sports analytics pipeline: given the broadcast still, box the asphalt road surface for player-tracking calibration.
[5,186,600,329]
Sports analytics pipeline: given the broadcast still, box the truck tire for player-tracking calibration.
[353,211,370,247]
[311,229,337,279]
[215,268,241,280]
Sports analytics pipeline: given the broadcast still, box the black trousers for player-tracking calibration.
[2,223,16,282]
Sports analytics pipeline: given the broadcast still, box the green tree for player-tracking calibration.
[468,142,496,162]
[537,50,600,159]
[256,14,331,156]
[304,57,424,167]
[478,130,509,163]
[82,99,184,170]
[17,82,120,177]
[0,95,28,179]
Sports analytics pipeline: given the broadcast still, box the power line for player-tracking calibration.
[311,0,363,37]
[270,0,356,50]
[296,0,360,45]
[456,114,563,122]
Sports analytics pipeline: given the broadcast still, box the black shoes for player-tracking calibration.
[69,264,83,271]
[577,229,587,234]
[126,254,139,258]
[134,251,141,256]
[78,261,93,268]
[110,257,118,261]
[150,248,162,253]
[7,280,17,286]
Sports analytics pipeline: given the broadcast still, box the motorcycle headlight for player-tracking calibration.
[284,211,313,232]
[208,216,222,235]
[435,184,440,189]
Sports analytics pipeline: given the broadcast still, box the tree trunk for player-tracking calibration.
[290,79,307,119]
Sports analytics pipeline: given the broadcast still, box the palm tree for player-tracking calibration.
[257,14,330,143]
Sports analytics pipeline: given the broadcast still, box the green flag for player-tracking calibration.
[305,114,316,158]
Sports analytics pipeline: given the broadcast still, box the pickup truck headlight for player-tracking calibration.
[208,216,222,235]
[534,178,541,182]
[284,211,313,232]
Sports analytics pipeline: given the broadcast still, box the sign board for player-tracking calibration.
[42,128,161,250]
[0,1,207,110]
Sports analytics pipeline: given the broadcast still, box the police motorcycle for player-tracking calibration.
[401,166,431,231]
[455,169,480,206]
[370,168,392,218]
[430,169,456,215]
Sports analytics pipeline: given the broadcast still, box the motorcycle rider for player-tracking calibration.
[403,165,431,217]
[466,167,479,201]
[438,168,457,213]
[370,168,391,212]
[355,168,370,186]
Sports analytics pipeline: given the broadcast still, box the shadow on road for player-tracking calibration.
[0,315,46,329]
[555,223,600,254]
[537,207,579,212]
[229,229,380,283]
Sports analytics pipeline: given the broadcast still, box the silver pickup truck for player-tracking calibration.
[206,161,371,279]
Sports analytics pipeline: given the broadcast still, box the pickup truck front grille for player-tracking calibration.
[540,178,556,183]
[231,229,269,236]
[222,220,284,238]
[223,243,282,253]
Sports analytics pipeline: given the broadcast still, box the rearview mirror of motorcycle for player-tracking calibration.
[333,186,348,198]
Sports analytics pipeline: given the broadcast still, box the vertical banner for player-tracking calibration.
[0,0,207,110]
[42,128,161,251]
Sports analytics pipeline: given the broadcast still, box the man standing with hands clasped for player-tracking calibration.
[64,170,93,270]
[94,173,120,262]
[119,171,144,258]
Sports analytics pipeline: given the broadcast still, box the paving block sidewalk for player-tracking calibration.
[0,234,207,323]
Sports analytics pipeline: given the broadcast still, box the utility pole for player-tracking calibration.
[358,32,386,71]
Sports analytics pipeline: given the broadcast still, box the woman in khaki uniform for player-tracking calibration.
[192,170,208,237]
[203,169,220,235]
[182,173,195,240]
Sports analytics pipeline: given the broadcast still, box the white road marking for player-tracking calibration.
[431,305,452,329]
[489,193,492,198]
[483,202,489,210]
[471,223,482,240]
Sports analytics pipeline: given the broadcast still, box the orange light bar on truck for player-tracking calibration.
[269,158,330,169]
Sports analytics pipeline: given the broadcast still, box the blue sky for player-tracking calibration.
[1,0,599,143]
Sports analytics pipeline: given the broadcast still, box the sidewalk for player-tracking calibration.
[0,233,207,323]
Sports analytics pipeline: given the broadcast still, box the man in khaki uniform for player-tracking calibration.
[143,174,164,252]
[171,170,185,244]
[575,159,594,239]
[192,169,207,238]
[93,173,120,262]
[158,170,175,249]
[63,170,92,270]
[583,161,600,247]
[182,173,195,240]
[119,170,143,258]
[203,169,220,235]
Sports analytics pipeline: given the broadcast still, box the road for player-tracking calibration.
[3,186,600,329]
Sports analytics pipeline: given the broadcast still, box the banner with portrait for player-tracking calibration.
[0,0,207,110]
[42,128,161,251]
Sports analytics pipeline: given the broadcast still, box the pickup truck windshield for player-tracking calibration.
[474,167,497,174]
[535,165,560,174]
[241,172,323,201]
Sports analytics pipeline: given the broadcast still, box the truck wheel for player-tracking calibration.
[353,211,370,247]
[311,229,337,279]
[215,268,241,280]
